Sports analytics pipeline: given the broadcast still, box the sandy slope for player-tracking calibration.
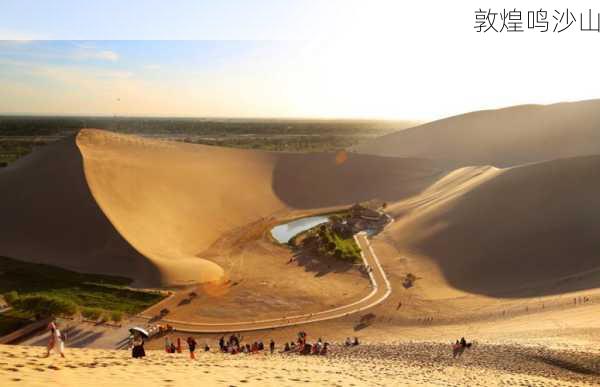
[2,127,600,329]
[3,310,599,387]
[352,99,600,167]
[0,135,161,285]
[0,129,442,288]
[374,155,600,297]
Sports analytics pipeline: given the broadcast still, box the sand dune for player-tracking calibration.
[2,126,599,308]
[353,99,600,167]
[0,129,442,287]
[378,155,600,297]
[0,135,162,286]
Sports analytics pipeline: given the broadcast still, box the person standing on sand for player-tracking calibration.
[131,332,145,359]
[165,336,172,353]
[45,322,65,358]
[186,337,197,359]
[270,339,275,354]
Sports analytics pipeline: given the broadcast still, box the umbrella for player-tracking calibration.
[129,327,149,338]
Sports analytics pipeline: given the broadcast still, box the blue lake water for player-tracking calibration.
[270,216,329,243]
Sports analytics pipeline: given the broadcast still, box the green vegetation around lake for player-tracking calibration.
[317,225,362,263]
[0,256,165,326]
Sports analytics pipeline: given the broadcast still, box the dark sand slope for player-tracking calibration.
[383,155,600,297]
[353,99,600,167]
[0,135,161,286]
[272,152,442,208]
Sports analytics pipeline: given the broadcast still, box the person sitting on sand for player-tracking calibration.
[170,342,177,354]
[187,337,197,359]
[45,322,65,358]
[284,342,290,352]
[353,337,360,346]
[345,337,352,347]
[320,342,329,356]
[131,332,145,359]
[204,343,210,352]
[315,338,323,354]
[312,343,320,355]
[452,341,462,358]
[301,343,312,355]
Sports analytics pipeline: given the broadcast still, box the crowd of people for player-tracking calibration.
[125,331,336,359]
[42,320,476,362]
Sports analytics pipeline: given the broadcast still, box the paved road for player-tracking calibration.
[142,232,392,333]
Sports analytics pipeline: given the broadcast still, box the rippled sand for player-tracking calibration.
[1,341,598,387]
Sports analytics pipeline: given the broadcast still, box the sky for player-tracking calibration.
[1,1,600,120]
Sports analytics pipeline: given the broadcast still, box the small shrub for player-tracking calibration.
[81,307,104,320]
[3,291,19,305]
[98,312,108,323]
[110,310,123,322]
[13,295,77,318]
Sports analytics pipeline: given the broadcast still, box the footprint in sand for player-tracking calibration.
[47,365,60,370]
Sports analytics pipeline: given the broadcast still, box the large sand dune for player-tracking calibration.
[2,127,599,303]
[0,135,162,286]
[378,155,600,297]
[0,129,442,287]
[353,99,600,167]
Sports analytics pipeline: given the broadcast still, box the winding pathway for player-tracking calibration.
[140,232,392,333]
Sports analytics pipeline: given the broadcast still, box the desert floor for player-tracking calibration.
[5,302,600,387]
[1,340,598,387]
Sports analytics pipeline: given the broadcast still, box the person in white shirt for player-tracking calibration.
[45,322,65,358]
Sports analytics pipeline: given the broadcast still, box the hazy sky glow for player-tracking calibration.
[2,1,600,120]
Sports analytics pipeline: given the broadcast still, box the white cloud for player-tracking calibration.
[72,48,119,62]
